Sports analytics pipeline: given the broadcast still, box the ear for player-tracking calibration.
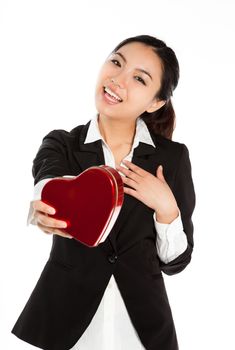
[146,99,166,113]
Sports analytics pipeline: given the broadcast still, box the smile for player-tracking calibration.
[103,86,123,102]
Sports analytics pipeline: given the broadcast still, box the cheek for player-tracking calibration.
[132,85,155,102]
[128,86,149,102]
[128,89,155,113]
[98,64,116,80]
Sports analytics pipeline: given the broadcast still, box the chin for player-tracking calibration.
[94,98,118,118]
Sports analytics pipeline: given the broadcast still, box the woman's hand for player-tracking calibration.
[116,160,179,224]
[31,200,73,239]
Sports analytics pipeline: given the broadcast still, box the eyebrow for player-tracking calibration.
[114,52,153,81]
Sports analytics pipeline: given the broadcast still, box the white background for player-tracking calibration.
[0,0,235,349]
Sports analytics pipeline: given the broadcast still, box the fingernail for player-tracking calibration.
[49,208,56,214]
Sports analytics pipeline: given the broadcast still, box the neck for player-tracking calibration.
[97,114,137,146]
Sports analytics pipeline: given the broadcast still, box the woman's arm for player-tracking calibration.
[32,129,72,185]
[27,129,75,238]
[159,144,196,275]
[153,209,188,264]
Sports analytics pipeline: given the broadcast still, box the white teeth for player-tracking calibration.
[104,86,122,101]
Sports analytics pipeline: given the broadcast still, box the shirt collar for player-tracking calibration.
[84,113,156,149]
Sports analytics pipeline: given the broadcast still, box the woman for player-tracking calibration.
[11,35,196,350]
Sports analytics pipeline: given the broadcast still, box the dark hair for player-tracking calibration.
[111,35,180,140]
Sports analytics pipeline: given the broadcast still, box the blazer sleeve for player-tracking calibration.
[159,143,196,275]
[32,129,72,185]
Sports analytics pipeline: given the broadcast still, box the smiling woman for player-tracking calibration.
[95,41,167,132]
[95,36,179,141]
[11,34,195,350]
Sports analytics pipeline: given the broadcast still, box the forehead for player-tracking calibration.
[112,42,163,78]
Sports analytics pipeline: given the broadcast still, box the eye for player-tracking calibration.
[135,76,146,85]
[110,59,121,67]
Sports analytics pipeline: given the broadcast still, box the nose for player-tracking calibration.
[111,77,122,88]
[111,72,126,89]
[111,78,118,85]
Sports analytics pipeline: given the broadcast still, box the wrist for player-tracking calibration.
[155,208,179,224]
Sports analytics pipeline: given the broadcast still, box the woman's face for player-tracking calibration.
[95,42,166,123]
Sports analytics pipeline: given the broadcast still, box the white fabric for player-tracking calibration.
[27,114,188,349]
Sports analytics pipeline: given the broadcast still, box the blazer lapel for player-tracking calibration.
[109,142,158,244]
[72,121,105,171]
[72,121,160,249]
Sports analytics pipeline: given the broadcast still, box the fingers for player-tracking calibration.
[32,200,73,239]
[116,164,143,182]
[33,200,56,215]
[120,160,146,176]
[37,222,73,239]
[156,165,165,182]
[121,175,139,191]
[33,211,67,229]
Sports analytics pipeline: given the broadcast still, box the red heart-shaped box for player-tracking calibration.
[41,165,124,247]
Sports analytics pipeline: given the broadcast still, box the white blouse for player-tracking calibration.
[27,114,187,349]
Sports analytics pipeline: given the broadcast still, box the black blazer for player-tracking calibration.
[11,120,196,350]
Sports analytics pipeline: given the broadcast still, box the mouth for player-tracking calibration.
[103,86,123,103]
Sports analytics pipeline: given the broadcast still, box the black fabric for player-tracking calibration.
[11,120,195,350]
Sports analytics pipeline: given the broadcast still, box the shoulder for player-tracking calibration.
[151,132,189,160]
[41,121,91,148]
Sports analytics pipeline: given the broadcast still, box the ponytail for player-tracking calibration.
[141,99,175,140]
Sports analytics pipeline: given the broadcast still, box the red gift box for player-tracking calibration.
[41,165,124,247]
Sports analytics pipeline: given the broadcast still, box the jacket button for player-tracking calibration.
[108,254,118,264]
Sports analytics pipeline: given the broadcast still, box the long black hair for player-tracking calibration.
[111,35,180,140]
